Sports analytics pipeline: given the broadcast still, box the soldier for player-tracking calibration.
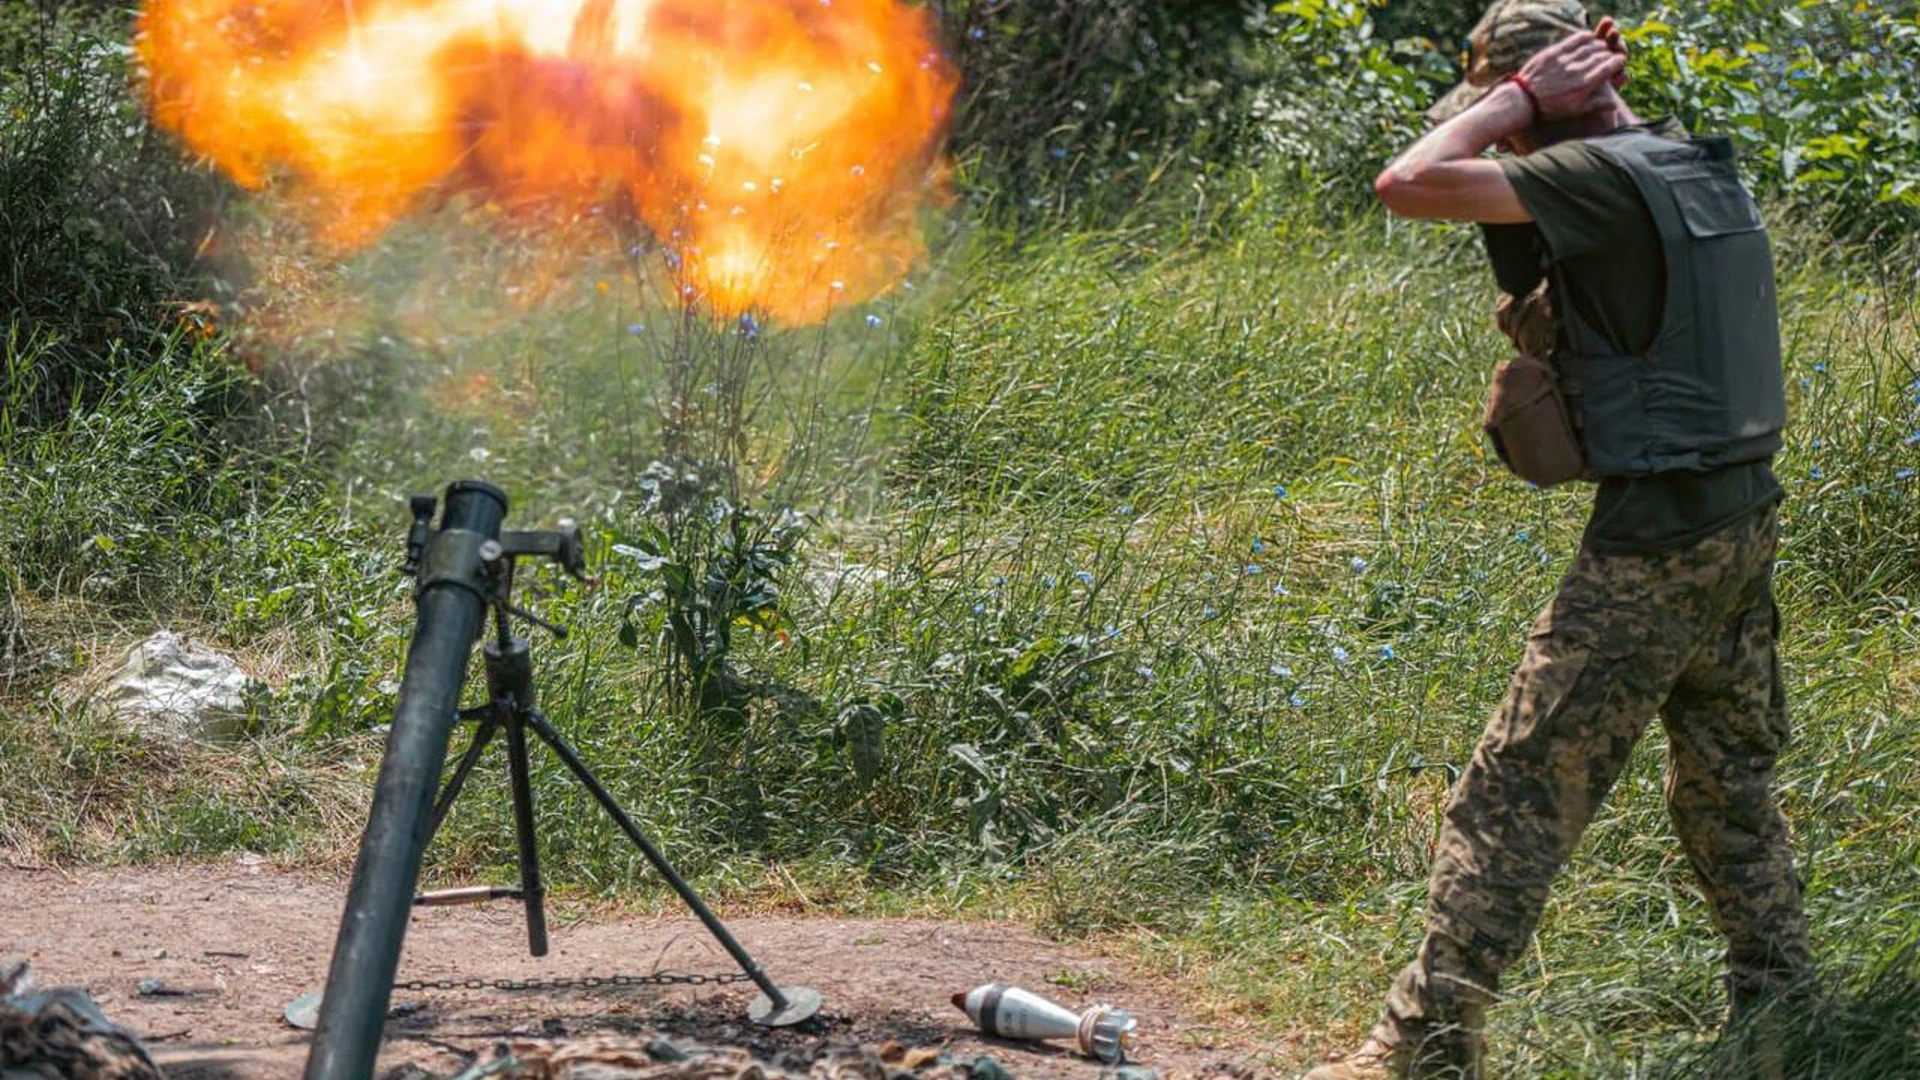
[1306,3,1814,1078]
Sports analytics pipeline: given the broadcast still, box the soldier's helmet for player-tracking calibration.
[1427,0,1591,126]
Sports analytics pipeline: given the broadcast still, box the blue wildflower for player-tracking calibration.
[1136,666,1154,681]
[1074,569,1095,586]
[865,314,884,329]
[1799,377,1812,390]
[969,25,985,39]
[1813,362,1828,374]
[1381,645,1396,660]
[971,602,986,615]
[1270,664,1294,678]
[739,312,761,337]
[1289,692,1307,708]
[1810,464,1824,480]
[1898,468,1916,481]
[1274,484,1289,500]
[1245,564,1262,576]
[1117,504,1135,516]
[1252,538,1265,554]
[1051,147,1068,160]
[626,323,646,336]
[1331,645,1350,665]
[1203,605,1219,620]
[1351,556,1367,572]
[1812,437,1824,450]
[1271,582,1290,597]
[1904,432,1920,447]
[1516,529,1531,542]
[1105,625,1121,640]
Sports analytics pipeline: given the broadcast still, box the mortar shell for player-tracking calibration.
[953,983,1135,1063]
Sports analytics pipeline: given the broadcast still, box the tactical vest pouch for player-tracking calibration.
[1483,353,1586,487]
[1484,284,1587,487]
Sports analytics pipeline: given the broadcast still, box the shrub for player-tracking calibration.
[0,5,225,426]
[1243,0,1453,200]
[939,0,1267,219]
[1622,1,1920,252]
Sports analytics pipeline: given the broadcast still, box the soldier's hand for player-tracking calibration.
[1520,24,1629,121]
[1596,17,1631,90]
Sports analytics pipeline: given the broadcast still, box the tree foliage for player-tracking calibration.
[1623,1,1920,244]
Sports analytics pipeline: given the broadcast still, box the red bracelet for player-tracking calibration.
[1500,71,1542,123]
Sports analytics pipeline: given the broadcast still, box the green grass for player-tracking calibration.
[7,199,1915,1077]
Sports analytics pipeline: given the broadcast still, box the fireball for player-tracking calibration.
[136,0,956,322]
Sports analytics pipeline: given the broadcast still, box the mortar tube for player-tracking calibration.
[303,480,506,1080]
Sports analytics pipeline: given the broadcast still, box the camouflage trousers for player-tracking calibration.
[1375,504,1812,1073]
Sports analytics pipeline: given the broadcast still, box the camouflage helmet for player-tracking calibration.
[1427,0,1591,126]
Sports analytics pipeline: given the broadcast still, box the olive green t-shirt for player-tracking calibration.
[1484,117,1784,555]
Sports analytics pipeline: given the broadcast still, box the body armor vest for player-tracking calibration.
[1549,130,1787,476]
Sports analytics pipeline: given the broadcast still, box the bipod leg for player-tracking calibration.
[521,709,821,1027]
[426,713,498,845]
[503,707,550,957]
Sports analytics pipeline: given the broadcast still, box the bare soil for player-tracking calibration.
[1,858,1272,1079]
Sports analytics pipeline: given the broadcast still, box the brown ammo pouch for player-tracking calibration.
[1482,283,1587,487]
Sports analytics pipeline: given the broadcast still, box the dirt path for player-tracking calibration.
[2,858,1270,1079]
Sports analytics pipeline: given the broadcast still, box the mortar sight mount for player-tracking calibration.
[402,492,593,640]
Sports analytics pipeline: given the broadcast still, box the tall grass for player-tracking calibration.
[5,171,1915,1080]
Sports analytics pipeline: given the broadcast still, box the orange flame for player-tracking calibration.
[136,0,956,322]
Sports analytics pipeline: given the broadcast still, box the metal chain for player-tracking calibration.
[396,971,754,993]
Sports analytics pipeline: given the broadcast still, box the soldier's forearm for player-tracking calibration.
[1373,82,1534,223]
[1383,81,1534,182]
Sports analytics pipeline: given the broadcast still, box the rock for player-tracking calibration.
[133,979,186,998]
[93,632,257,742]
[284,990,322,1030]
[646,1038,690,1063]
[966,1056,1013,1080]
